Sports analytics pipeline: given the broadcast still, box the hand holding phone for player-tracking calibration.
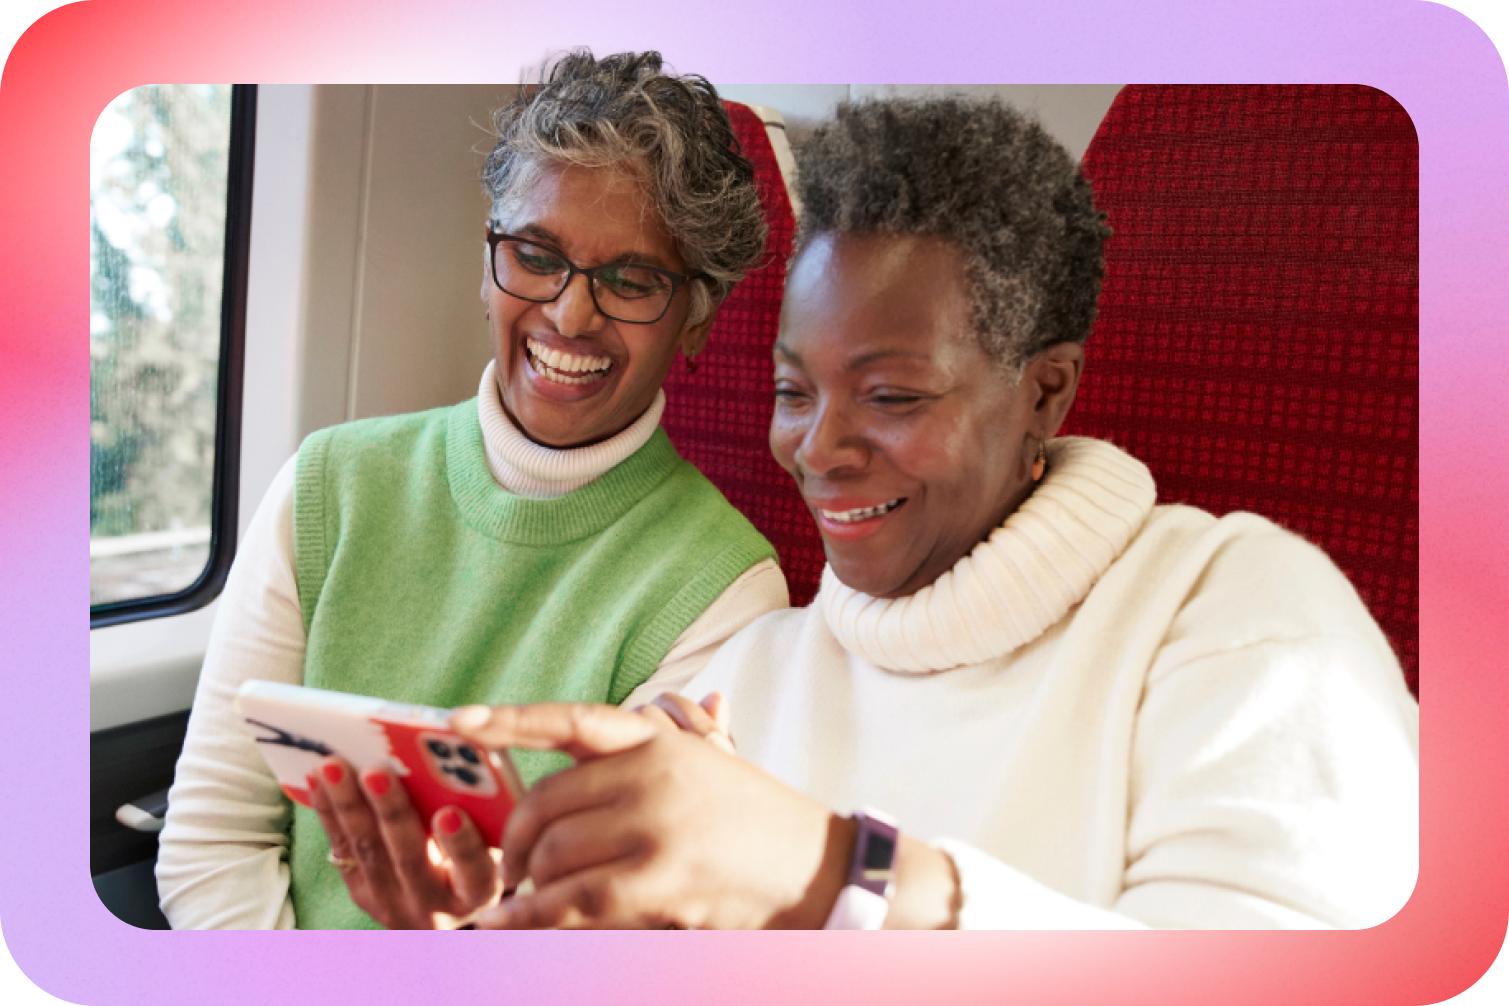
[235,680,523,847]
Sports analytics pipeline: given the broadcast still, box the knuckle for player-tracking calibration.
[330,790,365,815]
[456,867,500,908]
[573,880,613,920]
[391,845,428,876]
[529,831,566,883]
[375,802,411,827]
[352,832,384,865]
[519,773,554,809]
[510,898,545,930]
[444,830,485,868]
[516,703,553,732]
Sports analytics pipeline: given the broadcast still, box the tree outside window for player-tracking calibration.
[90,85,232,607]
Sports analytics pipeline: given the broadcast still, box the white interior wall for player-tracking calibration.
[299,85,515,436]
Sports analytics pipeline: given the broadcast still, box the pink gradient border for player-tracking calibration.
[2,0,1505,1003]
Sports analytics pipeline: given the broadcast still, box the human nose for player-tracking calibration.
[541,270,604,338]
[791,398,869,478]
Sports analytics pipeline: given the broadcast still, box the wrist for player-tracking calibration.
[820,808,903,930]
[884,836,959,930]
[770,812,855,929]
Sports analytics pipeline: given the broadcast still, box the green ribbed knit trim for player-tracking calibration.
[293,428,333,636]
[444,399,683,545]
[610,533,779,704]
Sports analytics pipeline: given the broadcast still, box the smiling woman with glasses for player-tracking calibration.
[155,50,788,930]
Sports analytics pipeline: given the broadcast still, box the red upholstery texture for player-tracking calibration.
[1071,86,1419,694]
[660,103,826,606]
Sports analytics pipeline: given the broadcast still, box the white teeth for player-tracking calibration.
[526,338,613,384]
[820,499,904,523]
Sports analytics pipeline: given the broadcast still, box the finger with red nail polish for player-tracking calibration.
[432,805,497,913]
[362,767,391,798]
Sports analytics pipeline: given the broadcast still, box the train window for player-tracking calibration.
[89,84,255,627]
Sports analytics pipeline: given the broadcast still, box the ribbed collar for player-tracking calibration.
[818,437,1157,674]
[476,360,665,499]
[446,397,680,546]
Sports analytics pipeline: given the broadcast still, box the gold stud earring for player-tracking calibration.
[1032,442,1047,482]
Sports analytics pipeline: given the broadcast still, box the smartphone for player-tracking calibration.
[234,680,523,847]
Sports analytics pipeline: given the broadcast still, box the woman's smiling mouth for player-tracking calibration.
[819,499,905,524]
[525,337,614,386]
[812,498,908,542]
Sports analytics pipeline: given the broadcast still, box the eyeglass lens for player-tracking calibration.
[494,239,676,324]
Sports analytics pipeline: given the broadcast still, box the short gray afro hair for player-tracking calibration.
[796,97,1111,369]
[482,50,766,329]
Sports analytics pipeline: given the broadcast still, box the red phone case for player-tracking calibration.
[235,680,523,847]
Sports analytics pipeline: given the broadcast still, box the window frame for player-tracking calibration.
[90,84,258,629]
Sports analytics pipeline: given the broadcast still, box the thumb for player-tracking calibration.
[698,692,736,755]
[700,691,731,735]
[450,703,658,762]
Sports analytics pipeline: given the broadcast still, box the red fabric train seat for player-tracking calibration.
[660,102,826,606]
[1070,85,1419,694]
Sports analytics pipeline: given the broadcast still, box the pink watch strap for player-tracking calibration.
[822,808,899,930]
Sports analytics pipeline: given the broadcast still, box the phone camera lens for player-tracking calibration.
[453,767,478,786]
[457,745,480,764]
[426,739,451,758]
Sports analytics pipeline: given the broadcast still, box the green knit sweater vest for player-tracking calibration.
[287,399,775,929]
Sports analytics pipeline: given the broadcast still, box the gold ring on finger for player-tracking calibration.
[327,851,359,872]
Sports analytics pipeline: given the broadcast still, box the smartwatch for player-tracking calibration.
[823,807,899,930]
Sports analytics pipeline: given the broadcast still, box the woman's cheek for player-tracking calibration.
[768,411,805,478]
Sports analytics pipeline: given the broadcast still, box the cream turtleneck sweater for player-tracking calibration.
[666,437,1419,929]
[157,365,787,929]
[474,360,667,499]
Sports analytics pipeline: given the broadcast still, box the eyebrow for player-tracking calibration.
[509,224,675,270]
[512,223,563,246]
[774,343,934,370]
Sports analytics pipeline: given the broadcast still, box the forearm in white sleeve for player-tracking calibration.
[622,558,789,708]
[935,636,1417,930]
[936,839,1148,929]
[156,454,305,929]
[1115,635,1417,929]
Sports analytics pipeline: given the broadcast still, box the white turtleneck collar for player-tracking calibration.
[818,437,1157,675]
[475,360,666,499]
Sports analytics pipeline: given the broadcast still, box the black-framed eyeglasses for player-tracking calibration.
[485,221,704,325]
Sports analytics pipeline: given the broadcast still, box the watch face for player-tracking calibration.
[861,830,896,879]
[852,811,900,896]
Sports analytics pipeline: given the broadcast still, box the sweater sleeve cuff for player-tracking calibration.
[932,838,1148,930]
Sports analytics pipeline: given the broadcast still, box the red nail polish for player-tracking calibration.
[363,770,390,797]
[437,807,462,836]
[322,762,344,785]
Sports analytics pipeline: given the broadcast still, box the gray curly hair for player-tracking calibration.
[482,50,767,330]
[795,96,1111,371]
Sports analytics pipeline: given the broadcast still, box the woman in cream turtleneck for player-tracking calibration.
[156,52,789,929]
[453,96,1421,930]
